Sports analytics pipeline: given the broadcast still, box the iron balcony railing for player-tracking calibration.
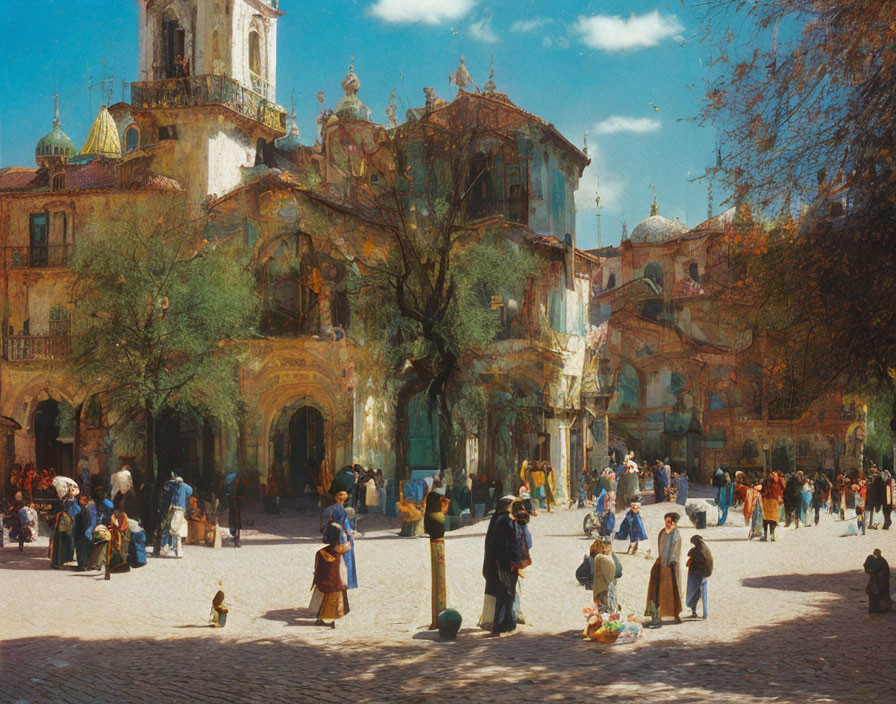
[130,74,286,133]
[2,245,72,269]
[2,333,72,361]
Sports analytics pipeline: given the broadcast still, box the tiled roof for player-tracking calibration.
[0,167,39,191]
[66,161,116,190]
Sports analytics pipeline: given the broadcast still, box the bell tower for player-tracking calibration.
[137,0,280,99]
[132,0,286,199]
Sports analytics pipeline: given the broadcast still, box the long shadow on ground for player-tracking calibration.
[2,570,894,704]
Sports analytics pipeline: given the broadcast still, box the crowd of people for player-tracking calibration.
[2,462,248,578]
[5,451,892,631]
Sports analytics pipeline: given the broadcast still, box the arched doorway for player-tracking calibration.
[272,404,325,495]
[34,398,74,475]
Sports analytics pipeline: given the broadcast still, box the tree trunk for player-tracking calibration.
[438,392,452,472]
[144,409,163,555]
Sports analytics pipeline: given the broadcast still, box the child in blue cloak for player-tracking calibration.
[615,500,648,554]
[594,489,616,538]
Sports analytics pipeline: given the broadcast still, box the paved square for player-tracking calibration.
[2,493,893,703]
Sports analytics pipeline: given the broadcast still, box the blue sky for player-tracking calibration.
[0,0,728,249]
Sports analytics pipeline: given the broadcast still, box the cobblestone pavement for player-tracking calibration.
[2,490,895,703]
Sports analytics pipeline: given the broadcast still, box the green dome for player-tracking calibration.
[36,124,76,159]
[36,96,75,164]
[335,63,371,122]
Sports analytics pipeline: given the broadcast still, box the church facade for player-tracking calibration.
[0,0,602,499]
[586,203,865,481]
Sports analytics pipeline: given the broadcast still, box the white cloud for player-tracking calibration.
[370,0,476,25]
[575,10,684,51]
[511,18,550,33]
[470,16,499,43]
[593,115,661,135]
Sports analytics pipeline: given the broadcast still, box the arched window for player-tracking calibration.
[249,30,262,76]
[688,261,700,283]
[161,11,187,79]
[606,273,616,290]
[125,126,140,153]
[644,262,664,290]
[51,173,65,191]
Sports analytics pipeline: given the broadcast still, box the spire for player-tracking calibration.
[335,58,371,121]
[341,58,360,98]
[583,131,588,157]
[386,88,397,128]
[36,94,76,166]
[649,183,658,217]
[483,56,497,94]
[622,221,628,240]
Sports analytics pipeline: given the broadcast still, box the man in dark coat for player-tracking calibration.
[481,496,522,636]
[811,473,830,526]
[652,462,668,504]
[783,472,803,527]
[866,471,886,529]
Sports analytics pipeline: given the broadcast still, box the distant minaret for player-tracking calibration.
[649,183,658,216]
[707,180,714,220]
[594,187,601,248]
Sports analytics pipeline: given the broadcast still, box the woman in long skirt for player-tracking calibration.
[310,523,351,628]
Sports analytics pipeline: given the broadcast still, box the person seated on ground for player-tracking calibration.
[592,538,622,613]
[186,495,209,545]
[396,483,425,537]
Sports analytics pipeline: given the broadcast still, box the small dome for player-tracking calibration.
[275,111,302,151]
[630,215,688,244]
[35,95,75,166]
[335,61,371,121]
[36,125,76,161]
[80,105,122,159]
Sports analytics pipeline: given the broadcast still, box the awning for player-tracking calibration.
[0,415,21,431]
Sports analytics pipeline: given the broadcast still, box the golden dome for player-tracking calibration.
[80,105,121,159]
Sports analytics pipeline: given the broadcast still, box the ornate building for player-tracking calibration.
[587,201,865,481]
[1,1,600,499]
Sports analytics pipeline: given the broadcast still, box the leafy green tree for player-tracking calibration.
[71,194,258,522]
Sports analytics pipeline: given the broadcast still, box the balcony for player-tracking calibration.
[2,245,72,270]
[130,74,286,135]
[2,334,72,361]
[466,196,529,225]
